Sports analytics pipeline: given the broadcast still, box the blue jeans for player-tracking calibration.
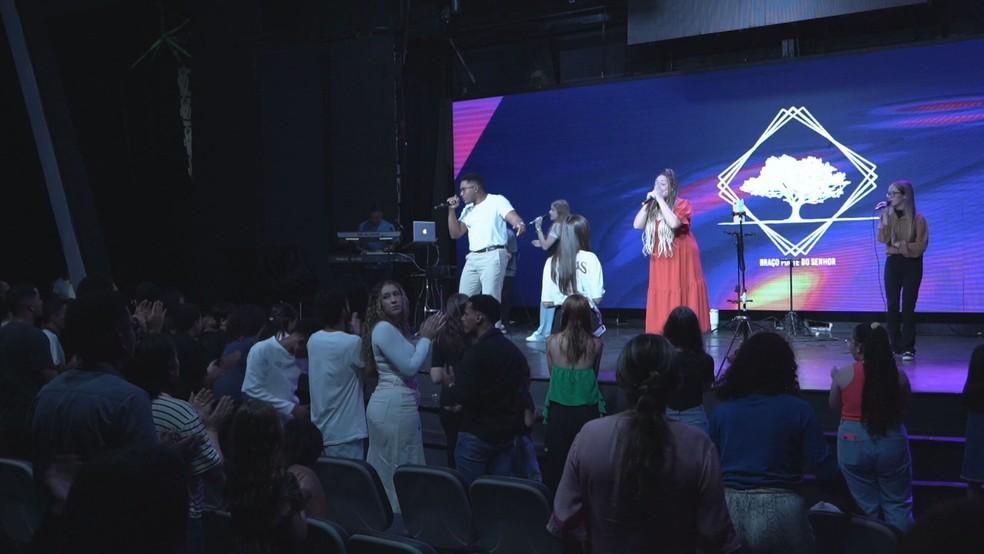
[665,405,709,434]
[837,420,913,532]
[514,435,543,483]
[725,488,814,554]
[534,305,555,337]
[455,432,518,485]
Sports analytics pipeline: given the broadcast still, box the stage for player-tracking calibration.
[507,322,975,394]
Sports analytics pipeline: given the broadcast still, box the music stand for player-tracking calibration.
[410,221,443,326]
[715,208,769,378]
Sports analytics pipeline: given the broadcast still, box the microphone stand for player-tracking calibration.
[715,210,766,379]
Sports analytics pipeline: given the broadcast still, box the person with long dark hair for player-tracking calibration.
[362,280,444,511]
[225,400,307,554]
[711,331,832,553]
[961,344,984,499]
[527,199,571,342]
[429,293,470,467]
[543,294,604,492]
[830,322,913,531]
[541,214,604,335]
[877,180,929,361]
[633,168,711,334]
[549,334,737,552]
[662,306,715,432]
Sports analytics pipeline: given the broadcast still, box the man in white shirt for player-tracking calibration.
[308,290,367,459]
[42,296,69,370]
[445,173,526,301]
[241,318,321,421]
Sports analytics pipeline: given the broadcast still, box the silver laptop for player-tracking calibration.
[413,221,437,243]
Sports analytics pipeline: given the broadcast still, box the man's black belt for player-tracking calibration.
[470,244,506,254]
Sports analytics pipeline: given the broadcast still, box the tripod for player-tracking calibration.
[412,243,444,327]
[780,258,812,337]
[716,211,765,378]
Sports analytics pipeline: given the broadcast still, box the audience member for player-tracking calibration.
[662,306,714,432]
[32,291,158,503]
[226,400,307,553]
[962,344,984,499]
[131,333,232,554]
[830,322,914,531]
[284,418,330,520]
[448,294,529,485]
[242,318,321,421]
[711,331,835,553]
[74,273,117,298]
[172,303,210,397]
[364,280,444,511]
[543,294,604,492]
[899,497,984,554]
[549,334,739,553]
[308,289,366,459]
[201,301,234,362]
[41,296,69,371]
[0,285,54,458]
[429,292,470,468]
[212,304,265,400]
[51,444,189,554]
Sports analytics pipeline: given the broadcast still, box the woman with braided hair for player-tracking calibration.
[548,334,738,553]
[632,168,711,334]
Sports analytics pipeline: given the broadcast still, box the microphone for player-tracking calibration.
[433,201,449,210]
[874,200,888,211]
[528,214,548,225]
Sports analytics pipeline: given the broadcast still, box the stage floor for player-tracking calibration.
[508,323,976,394]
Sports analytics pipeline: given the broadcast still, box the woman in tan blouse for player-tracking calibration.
[876,180,928,361]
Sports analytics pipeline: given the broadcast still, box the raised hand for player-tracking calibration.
[419,312,446,340]
[147,301,167,333]
[205,396,235,431]
[447,195,460,209]
[190,389,215,420]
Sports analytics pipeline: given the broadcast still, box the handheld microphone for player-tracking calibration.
[874,201,888,211]
[433,201,449,210]
[528,214,548,225]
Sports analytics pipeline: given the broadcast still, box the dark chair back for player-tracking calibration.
[315,457,394,534]
[0,458,40,546]
[470,475,561,554]
[808,508,900,554]
[303,518,348,554]
[347,532,438,554]
[393,465,473,550]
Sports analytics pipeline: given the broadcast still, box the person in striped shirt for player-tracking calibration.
[132,333,233,554]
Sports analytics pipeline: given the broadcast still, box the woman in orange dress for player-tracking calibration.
[632,168,711,334]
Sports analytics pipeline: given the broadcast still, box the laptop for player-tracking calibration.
[413,221,437,243]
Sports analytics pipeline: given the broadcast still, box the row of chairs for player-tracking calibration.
[314,457,561,553]
[202,510,436,554]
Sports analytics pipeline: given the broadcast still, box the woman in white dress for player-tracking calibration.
[362,280,445,512]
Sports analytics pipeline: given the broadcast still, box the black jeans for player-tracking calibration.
[885,255,923,353]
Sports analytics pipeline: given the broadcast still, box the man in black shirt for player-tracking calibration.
[0,285,54,458]
[448,294,530,484]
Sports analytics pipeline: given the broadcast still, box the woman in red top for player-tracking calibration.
[829,322,913,531]
[633,169,711,334]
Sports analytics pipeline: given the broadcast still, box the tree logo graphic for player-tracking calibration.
[740,154,850,222]
[717,107,879,257]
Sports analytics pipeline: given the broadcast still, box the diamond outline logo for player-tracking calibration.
[717,106,879,257]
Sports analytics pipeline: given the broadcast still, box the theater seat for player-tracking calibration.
[393,465,474,551]
[315,457,394,534]
[470,475,561,554]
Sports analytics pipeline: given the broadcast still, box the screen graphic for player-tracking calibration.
[453,39,984,313]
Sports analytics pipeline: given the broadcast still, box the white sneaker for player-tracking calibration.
[525,332,545,342]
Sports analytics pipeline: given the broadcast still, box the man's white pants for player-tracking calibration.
[458,249,509,301]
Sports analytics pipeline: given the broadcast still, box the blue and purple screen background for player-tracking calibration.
[452,39,984,313]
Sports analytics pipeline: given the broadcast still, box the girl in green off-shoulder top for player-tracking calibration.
[543,294,605,492]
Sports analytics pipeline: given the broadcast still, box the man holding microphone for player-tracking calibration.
[444,173,526,303]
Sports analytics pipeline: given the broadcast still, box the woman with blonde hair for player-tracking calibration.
[876,180,929,361]
[632,169,710,334]
[527,199,572,342]
[362,280,445,512]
